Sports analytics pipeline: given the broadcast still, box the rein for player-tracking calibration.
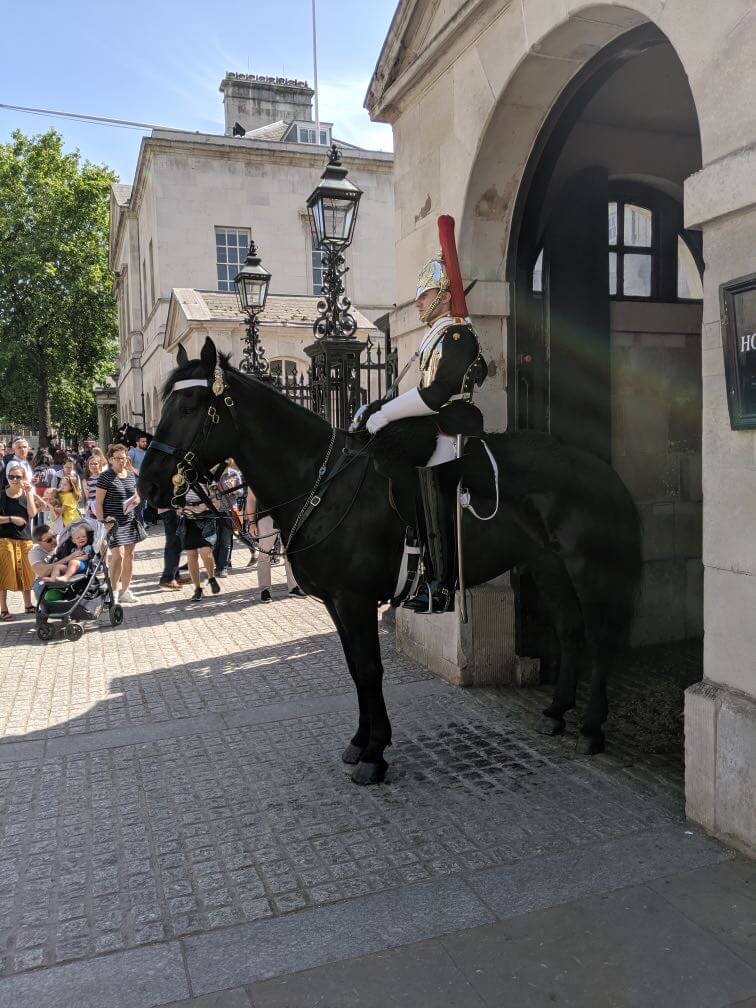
[149,366,374,556]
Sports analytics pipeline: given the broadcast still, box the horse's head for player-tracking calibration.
[116,422,151,448]
[137,337,238,508]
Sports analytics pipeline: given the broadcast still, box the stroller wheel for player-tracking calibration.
[109,604,124,626]
[64,623,84,642]
[37,622,55,642]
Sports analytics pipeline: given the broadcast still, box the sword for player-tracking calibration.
[455,433,468,624]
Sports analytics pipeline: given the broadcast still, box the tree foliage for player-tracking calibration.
[0,129,118,441]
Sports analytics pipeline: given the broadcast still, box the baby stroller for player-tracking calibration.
[36,518,123,642]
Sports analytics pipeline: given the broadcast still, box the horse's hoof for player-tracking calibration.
[535,715,565,736]
[576,732,605,756]
[351,759,388,786]
[341,743,363,765]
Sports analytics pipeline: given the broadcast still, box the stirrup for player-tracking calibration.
[417,582,455,615]
[402,579,430,611]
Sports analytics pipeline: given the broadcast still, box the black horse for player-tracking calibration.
[138,337,642,785]
[115,422,152,449]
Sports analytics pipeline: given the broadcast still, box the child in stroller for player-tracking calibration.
[36,517,123,641]
[44,523,95,582]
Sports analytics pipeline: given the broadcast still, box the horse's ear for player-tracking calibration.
[200,337,218,374]
[176,345,189,368]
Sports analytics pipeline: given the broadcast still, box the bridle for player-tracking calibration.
[147,363,372,555]
[147,365,237,508]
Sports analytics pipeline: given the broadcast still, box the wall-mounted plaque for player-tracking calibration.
[720,272,756,430]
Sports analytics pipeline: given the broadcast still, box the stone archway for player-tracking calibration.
[371,0,756,853]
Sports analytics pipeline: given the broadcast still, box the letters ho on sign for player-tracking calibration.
[720,272,756,430]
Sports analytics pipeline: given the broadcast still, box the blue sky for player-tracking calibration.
[0,0,397,182]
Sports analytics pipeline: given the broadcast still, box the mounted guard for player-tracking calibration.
[354,215,487,614]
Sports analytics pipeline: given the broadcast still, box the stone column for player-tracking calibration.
[683,147,756,857]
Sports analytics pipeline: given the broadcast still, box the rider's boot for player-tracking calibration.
[402,464,456,615]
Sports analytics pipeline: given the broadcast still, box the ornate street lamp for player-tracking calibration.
[305,144,365,426]
[234,239,274,381]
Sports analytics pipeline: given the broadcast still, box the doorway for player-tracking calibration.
[510,27,704,658]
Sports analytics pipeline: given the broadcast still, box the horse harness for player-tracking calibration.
[147,365,370,555]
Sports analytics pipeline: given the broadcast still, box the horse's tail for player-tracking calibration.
[592,474,643,649]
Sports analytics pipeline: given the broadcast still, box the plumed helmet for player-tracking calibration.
[415,216,468,318]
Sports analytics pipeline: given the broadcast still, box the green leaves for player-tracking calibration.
[0,129,118,439]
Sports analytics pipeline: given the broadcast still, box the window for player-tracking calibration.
[532,249,543,294]
[141,259,148,319]
[297,126,329,145]
[609,201,654,298]
[312,248,325,294]
[270,358,301,384]
[677,236,703,300]
[215,228,250,292]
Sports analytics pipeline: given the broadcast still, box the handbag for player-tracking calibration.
[135,518,148,542]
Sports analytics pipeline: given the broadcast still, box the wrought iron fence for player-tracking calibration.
[278,332,396,422]
[360,332,397,406]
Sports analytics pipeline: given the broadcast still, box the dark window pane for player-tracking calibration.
[624,253,652,296]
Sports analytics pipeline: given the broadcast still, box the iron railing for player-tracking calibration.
[278,331,396,423]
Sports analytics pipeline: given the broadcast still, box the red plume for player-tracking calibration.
[437,215,467,318]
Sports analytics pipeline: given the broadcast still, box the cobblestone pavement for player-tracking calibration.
[0,533,744,1006]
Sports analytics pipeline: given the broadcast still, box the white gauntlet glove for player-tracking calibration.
[365,387,435,434]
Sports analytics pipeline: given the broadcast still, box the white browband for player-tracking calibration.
[172,379,209,392]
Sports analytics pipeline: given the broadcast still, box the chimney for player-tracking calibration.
[219,73,315,135]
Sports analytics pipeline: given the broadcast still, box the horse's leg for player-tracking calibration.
[560,558,613,755]
[333,593,391,786]
[323,598,369,765]
[576,644,610,755]
[526,551,585,737]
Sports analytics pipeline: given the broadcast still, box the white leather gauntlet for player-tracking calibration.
[365,387,435,434]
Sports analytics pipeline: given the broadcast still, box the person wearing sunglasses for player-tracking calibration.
[0,465,38,620]
[28,524,59,601]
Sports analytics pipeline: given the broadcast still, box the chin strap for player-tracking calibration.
[419,288,448,325]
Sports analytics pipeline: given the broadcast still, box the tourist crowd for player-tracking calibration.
[0,434,300,622]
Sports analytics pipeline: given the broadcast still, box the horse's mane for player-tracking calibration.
[161,352,329,434]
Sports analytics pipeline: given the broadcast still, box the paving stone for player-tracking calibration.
[441,884,756,1008]
[183,877,494,994]
[0,536,715,998]
[648,858,756,967]
[0,942,189,1008]
[466,825,732,919]
[248,938,486,1007]
[163,989,253,1008]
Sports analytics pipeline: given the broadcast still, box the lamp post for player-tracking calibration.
[234,239,274,381]
[305,144,364,426]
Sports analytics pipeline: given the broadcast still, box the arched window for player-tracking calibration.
[608,186,702,303]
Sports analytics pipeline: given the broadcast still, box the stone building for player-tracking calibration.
[366,1,755,854]
[109,73,394,432]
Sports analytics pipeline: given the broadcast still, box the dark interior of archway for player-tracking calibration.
[508,25,704,743]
